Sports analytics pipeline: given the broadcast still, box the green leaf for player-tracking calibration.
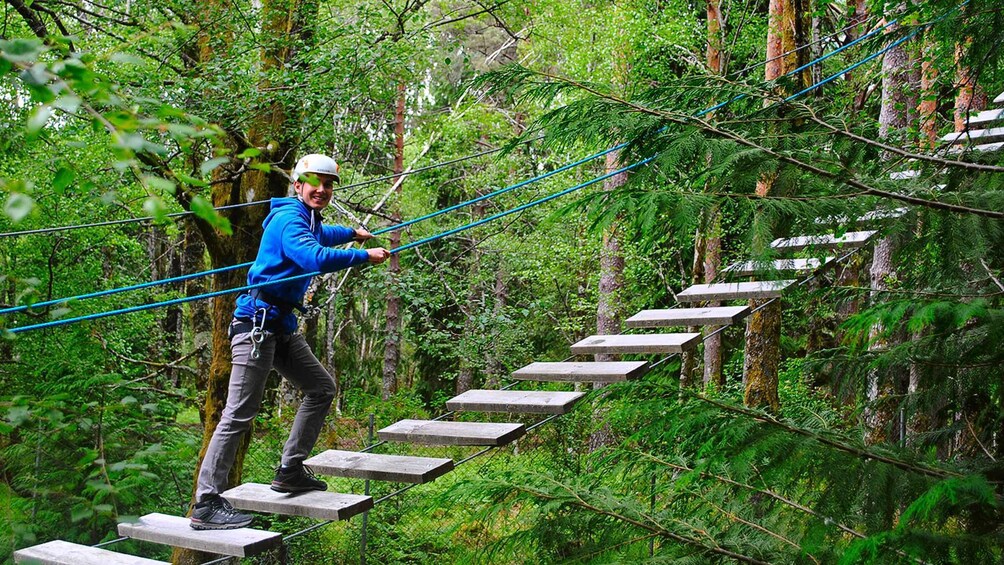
[190,195,232,235]
[26,104,52,138]
[143,175,176,194]
[53,95,82,114]
[109,52,145,65]
[236,147,261,159]
[250,162,272,173]
[174,172,208,187]
[0,38,45,63]
[3,193,35,223]
[200,156,229,176]
[142,196,169,223]
[48,307,71,319]
[70,504,94,522]
[53,167,74,193]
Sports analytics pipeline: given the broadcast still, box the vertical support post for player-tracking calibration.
[648,473,656,556]
[360,413,374,565]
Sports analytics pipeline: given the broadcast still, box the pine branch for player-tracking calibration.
[684,392,966,482]
[638,453,868,540]
[802,107,1004,174]
[516,478,775,565]
[521,68,1004,219]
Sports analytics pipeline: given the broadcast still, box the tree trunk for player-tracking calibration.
[743,300,781,412]
[589,150,627,452]
[485,267,508,389]
[382,82,406,400]
[919,37,939,149]
[865,14,911,446]
[175,1,317,562]
[954,41,988,131]
[702,0,725,390]
[183,222,212,422]
[744,0,798,409]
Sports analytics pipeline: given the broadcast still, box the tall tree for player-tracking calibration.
[744,0,803,412]
[702,0,726,390]
[864,11,912,446]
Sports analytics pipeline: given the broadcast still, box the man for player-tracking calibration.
[191,154,390,530]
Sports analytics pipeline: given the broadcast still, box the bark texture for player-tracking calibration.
[743,300,781,412]
[176,1,317,562]
[865,16,911,446]
[701,0,725,389]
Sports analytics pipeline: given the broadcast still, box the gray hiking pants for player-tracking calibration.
[196,327,335,501]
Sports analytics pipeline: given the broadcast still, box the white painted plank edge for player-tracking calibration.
[570,333,702,354]
[378,419,526,446]
[117,513,281,557]
[221,483,373,521]
[726,257,833,276]
[625,306,750,327]
[13,540,169,565]
[677,280,796,302]
[446,390,585,414]
[304,450,454,484]
[770,231,876,252]
[941,126,1004,144]
[510,361,649,382]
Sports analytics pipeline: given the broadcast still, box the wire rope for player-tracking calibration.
[0,139,536,239]
[5,8,929,334]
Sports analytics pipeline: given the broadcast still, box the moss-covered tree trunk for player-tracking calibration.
[173,1,317,562]
[743,0,799,412]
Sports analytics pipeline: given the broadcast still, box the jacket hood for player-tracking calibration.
[264,197,321,232]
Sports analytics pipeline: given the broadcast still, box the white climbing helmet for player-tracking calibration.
[292,153,341,184]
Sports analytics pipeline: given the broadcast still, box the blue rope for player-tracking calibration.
[371,144,625,237]
[1,148,621,317]
[392,157,654,254]
[4,9,946,335]
[0,263,253,316]
[6,272,320,334]
[694,17,896,118]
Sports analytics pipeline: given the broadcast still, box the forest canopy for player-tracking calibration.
[2,0,1003,563]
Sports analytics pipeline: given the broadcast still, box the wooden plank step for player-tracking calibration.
[378,419,525,446]
[625,306,749,328]
[511,361,649,382]
[770,231,876,252]
[677,280,796,302]
[994,91,1004,105]
[13,540,169,565]
[963,108,1004,127]
[221,483,372,521]
[814,207,908,224]
[948,141,1004,154]
[446,390,585,415]
[727,257,833,276]
[889,170,919,180]
[570,333,701,354]
[117,513,281,557]
[304,450,454,484]
[942,126,1004,145]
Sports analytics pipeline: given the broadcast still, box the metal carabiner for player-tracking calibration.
[249,308,268,360]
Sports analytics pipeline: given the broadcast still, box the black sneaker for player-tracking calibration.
[271,463,327,493]
[190,495,253,530]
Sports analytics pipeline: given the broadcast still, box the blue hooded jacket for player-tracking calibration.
[234,197,370,334]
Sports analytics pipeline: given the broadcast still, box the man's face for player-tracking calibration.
[295,173,337,210]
